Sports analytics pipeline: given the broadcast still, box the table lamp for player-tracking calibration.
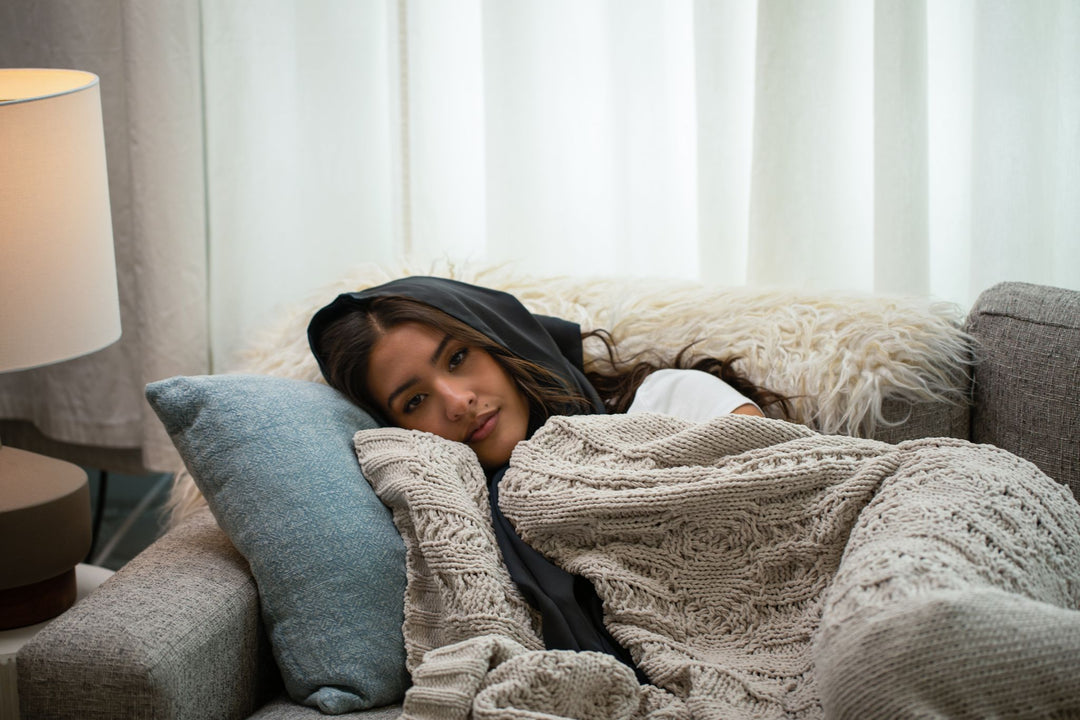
[0,69,121,630]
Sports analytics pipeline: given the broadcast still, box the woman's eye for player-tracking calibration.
[449,347,468,370]
[403,394,425,413]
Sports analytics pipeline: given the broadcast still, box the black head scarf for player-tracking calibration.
[307,276,605,426]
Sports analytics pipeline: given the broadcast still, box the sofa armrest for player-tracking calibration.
[18,507,282,720]
[966,282,1080,499]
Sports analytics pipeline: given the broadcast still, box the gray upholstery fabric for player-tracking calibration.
[249,696,401,719]
[966,282,1080,499]
[872,397,970,445]
[18,508,282,720]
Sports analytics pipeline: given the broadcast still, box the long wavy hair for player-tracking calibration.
[582,329,791,417]
[316,296,789,422]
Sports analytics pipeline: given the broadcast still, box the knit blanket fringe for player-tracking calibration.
[355,414,1080,720]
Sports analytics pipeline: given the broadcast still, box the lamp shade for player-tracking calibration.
[0,69,121,372]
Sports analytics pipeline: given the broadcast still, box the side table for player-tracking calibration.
[0,564,113,720]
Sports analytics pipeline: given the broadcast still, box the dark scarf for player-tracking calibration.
[307,276,645,682]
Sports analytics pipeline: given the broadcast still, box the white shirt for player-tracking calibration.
[626,368,760,422]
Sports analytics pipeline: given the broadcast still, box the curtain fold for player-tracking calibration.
[201,1,400,372]
[874,0,930,296]
[1,0,1077,468]
[0,0,208,472]
[749,0,876,291]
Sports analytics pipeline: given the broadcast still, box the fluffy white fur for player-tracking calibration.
[168,260,973,521]
[236,260,972,433]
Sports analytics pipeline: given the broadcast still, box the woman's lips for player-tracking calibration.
[467,410,498,443]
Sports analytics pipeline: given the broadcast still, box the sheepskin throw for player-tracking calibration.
[235,261,972,438]
[168,262,974,523]
[355,413,1080,719]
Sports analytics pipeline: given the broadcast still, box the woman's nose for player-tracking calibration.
[438,380,475,420]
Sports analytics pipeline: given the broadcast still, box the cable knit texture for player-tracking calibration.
[355,413,1080,719]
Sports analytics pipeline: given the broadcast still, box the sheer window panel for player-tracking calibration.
[479,0,700,280]
[873,0,930,297]
[202,1,399,371]
[929,0,1080,307]
[927,0,976,307]
[968,0,1080,299]
[406,0,487,263]
[748,0,876,293]
[694,0,758,288]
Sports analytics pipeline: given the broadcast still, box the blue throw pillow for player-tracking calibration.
[145,374,408,713]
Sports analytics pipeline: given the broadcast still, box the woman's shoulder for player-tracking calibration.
[627,368,759,422]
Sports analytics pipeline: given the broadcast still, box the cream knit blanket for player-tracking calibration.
[355,414,1080,719]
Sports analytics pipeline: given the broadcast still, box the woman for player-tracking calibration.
[308,277,1080,716]
[307,275,787,679]
[308,276,786,471]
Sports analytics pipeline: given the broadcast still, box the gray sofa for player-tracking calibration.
[17,281,1079,720]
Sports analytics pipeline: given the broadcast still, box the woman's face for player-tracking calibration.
[366,321,530,470]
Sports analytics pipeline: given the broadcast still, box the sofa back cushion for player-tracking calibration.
[966,282,1080,499]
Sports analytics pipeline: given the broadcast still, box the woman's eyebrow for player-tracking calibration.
[386,377,417,410]
[429,334,452,365]
[386,334,453,409]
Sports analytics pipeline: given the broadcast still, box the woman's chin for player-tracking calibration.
[472,436,517,471]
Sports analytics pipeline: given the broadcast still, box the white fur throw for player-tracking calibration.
[235,261,972,436]
[355,413,1080,719]
[169,261,972,520]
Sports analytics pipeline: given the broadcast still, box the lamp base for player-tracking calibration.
[0,445,91,631]
[0,568,77,631]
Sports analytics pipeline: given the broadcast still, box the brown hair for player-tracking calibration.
[316,296,593,422]
[317,296,788,423]
[582,329,791,417]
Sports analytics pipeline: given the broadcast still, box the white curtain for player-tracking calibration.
[0,1,208,472]
[2,0,1078,471]
[203,0,1080,367]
